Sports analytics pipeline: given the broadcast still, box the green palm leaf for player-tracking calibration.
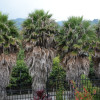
[57,16,98,59]
[0,12,20,54]
[22,10,58,48]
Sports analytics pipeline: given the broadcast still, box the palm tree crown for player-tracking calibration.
[57,17,98,59]
[22,10,58,49]
[0,12,19,54]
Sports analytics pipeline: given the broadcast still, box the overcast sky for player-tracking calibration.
[0,0,100,21]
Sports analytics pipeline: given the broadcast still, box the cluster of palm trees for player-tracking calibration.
[0,10,100,99]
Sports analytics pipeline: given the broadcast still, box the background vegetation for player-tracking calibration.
[3,10,100,91]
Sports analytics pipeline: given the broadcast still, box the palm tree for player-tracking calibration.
[57,17,97,80]
[0,12,19,99]
[22,10,58,92]
[92,21,100,78]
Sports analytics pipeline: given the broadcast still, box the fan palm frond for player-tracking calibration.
[0,12,20,54]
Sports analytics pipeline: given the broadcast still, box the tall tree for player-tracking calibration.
[0,12,19,99]
[22,10,58,92]
[92,21,100,78]
[57,17,97,80]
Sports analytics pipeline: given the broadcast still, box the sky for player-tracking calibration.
[0,0,100,21]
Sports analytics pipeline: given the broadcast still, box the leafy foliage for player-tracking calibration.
[70,80,93,100]
[89,60,96,79]
[49,56,66,80]
[80,74,100,99]
[57,17,98,59]
[7,49,32,90]
[48,57,65,100]
[94,20,100,49]
[95,21,100,37]
[70,74,100,100]
[22,10,58,48]
[34,90,52,100]
[48,56,66,91]
[0,12,19,54]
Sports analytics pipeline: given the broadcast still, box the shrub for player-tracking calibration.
[70,80,95,100]
[33,90,52,100]
[70,74,98,100]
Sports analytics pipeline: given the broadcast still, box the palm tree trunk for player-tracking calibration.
[0,53,17,100]
[24,46,55,92]
[92,50,100,78]
[62,55,90,80]
[0,88,7,100]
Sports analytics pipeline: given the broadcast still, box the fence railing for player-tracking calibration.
[7,89,33,100]
[0,77,100,100]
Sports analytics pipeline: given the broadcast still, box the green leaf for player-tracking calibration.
[73,44,81,49]
[62,46,68,51]
[70,51,78,56]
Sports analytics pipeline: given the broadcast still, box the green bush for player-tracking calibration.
[7,49,32,90]
[48,56,66,89]
[81,74,100,99]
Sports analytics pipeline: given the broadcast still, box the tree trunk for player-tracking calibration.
[24,46,55,92]
[93,49,100,78]
[0,53,17,100]
[62,55,90,80]
[0,88,7,100]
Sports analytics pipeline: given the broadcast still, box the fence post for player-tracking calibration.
[46,65,48,98]
[20,70,21,95]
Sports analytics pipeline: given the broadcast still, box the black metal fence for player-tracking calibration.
[0,76,100,100]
